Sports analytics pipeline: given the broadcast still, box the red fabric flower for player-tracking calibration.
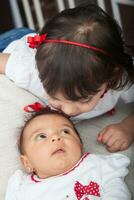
[27,34,47,48]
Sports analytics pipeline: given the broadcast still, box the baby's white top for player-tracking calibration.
[5,153,131,200]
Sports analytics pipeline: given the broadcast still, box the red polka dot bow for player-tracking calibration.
[27,34,47,48]
[74,181,100,200]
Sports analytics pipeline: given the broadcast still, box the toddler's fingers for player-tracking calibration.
[106,135,118,147]
[120,142,129,151]
[97,132,103,142]
[97,129,106,141]
[107,140,123,152]
[100,132,113,144]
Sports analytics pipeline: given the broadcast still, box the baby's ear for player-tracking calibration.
[20,155,33,173]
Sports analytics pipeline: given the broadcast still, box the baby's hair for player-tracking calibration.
[18,109,82,155]
[36,3,134,101]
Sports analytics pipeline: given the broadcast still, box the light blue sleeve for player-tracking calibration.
[120,85,134,103]
[3,34,47,99]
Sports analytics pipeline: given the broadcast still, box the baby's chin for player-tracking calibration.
[51,154,82,176]
[38,155,81,178]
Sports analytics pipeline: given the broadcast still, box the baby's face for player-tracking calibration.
[21,114,82,178]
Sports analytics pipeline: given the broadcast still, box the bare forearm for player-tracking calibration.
[122,112,134,133]
[0,53,10,74]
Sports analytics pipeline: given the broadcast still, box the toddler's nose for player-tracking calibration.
[61,106,77,117]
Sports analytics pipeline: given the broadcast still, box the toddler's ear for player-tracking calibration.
[20,155,33,173]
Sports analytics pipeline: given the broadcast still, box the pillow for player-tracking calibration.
[0,75,134,199]
[0,75,42,199]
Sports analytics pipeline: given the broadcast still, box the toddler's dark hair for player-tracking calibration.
[36,3,134,101]
[18,109,82,154]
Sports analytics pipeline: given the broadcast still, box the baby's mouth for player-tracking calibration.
[52,148,65,155]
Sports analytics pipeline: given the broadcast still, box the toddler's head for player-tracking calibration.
[18,110,82,178]
[35,3,133,116]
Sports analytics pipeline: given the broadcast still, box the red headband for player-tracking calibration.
[27,34,110,56]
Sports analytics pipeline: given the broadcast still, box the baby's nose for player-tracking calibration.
[51,136,61,142]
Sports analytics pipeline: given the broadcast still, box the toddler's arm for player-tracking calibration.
[0,53,10,74]
[100,154,131,200]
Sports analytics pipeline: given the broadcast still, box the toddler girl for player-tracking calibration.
[0,4,134,152]
[5,105,131,200]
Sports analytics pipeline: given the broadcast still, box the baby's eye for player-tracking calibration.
[35,133,47,141]
[62,129,70,134]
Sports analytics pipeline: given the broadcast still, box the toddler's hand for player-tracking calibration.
[97,122,134,152]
